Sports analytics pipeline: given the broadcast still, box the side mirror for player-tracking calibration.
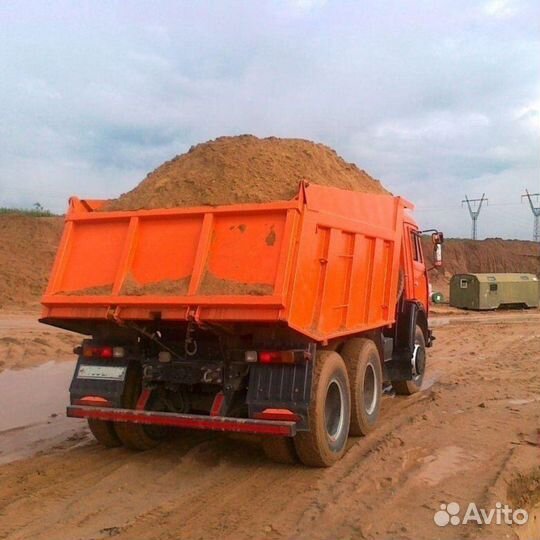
[431,232,444,245]
[432,232,444,266]
[433,243,442,267]
[420,229,444,268]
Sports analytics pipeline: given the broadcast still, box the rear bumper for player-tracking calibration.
[67,405,296,437]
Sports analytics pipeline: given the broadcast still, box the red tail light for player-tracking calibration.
[245,349,311,364]
[258,350,304,364]
[101,347,113,359]
[83,345,124,359]
[259,351,282,364]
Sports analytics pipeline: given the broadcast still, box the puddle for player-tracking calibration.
[0,361,75,430]
[0,361,87,464]
[416,446,474,486]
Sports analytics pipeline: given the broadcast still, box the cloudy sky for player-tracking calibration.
[1,0,539,239]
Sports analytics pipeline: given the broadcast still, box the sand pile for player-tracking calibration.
[104,135,388,210]
[0,216,64,308]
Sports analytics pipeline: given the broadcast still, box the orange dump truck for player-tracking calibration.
[41,182,443,467]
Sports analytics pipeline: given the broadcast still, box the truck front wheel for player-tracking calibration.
[294,351,351,467]
[340,338,382,436]
[392,325,426,395]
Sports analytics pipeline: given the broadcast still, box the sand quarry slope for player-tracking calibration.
[104,135,388,210]
[0,216,63,308]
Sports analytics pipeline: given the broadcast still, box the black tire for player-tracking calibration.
[340,338,382,436]
[114,364,165,451]
[262,437,299,465]
[87,419,122,448]
[294,351,351,467]
[392,325,426,395]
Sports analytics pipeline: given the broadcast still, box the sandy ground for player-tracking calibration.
[0,311,538,540]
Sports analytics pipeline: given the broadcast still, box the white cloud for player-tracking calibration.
[0,0,538,238]
[515,100,540,132]
[287,0,327,10]
[373,113,491,141]
[483,0,519,18]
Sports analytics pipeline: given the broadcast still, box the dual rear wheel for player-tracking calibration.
[87,364,165,451]
[265,342,384,467]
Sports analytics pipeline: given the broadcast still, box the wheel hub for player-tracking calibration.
[325,379,345,442]
[363,363,378,415]
[411,344,426,377]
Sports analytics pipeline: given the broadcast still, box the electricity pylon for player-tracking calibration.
[462,194,488,240]
[521,189,540,242]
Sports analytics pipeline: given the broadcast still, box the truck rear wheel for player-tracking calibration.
[114,365,166,451]
[392,325,426,395]
[340,338,382,436]
[294,351,351,467]
[115,421,163,451]
[262,437,298,465]
[87,419,122,448]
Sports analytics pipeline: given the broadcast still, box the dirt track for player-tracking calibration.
[0,312,539,540]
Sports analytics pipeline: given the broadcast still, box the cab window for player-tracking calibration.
[410,231,423,262]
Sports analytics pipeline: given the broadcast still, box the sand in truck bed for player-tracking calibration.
[103,135,388,211]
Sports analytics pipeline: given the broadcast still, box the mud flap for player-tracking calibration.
[246,361,313,431]
[384,300,422,381]
[69,356,131,407]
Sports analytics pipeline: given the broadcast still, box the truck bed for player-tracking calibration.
[41,182,412,342]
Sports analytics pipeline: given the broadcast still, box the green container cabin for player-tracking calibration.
[449,273,539,310]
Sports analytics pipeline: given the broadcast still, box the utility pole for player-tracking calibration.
[521,189,540,242]
[462,194,488,240]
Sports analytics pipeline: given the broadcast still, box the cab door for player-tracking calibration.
[403,223,429,309]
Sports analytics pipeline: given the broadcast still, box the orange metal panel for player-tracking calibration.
[188,213,214,294]
[273,209,301,298]
[205,212,286,286]
[45,219,73,295]
[286,186,405,340]
[42,294,285,307]
[319,228,350,334]
[57,220,129,293]
[130,215,203,287]
[67,199,300,221]
[112,216,139,295]
[42,183,418,342]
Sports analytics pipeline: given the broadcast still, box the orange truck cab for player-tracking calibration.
[41,182,443,467]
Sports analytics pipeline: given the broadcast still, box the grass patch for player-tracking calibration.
[0,207,57,217]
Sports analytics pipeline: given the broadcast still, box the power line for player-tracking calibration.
[462,194,488,240]
[416,202,523,211]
